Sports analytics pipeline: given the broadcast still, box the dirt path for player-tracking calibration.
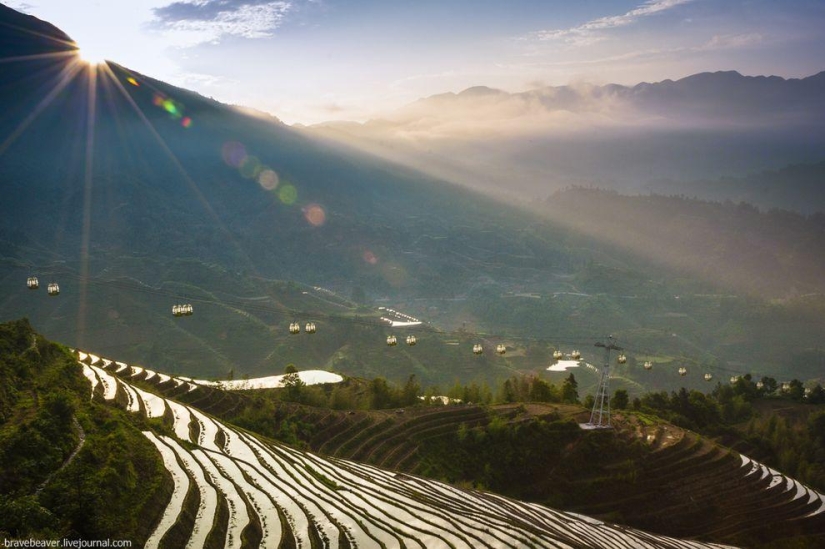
[35,416,86,495]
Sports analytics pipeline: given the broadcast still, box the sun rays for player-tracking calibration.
[76,61,97,347]
[0,40,284,346]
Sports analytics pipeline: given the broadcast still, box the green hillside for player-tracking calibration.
[0,319,170,542]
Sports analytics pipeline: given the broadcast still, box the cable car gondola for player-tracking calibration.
[473,343,483,355]
[387,335,397,346]
[552,350,563,360]
[406,335,417,346]
[704,373,713,381]
[678,367,687,376]
[173,304,193,316]
[27,277,39,290]
[756,381,764,390]
[47,283,60,296]
[305,322,316,334]
[617,353,627,364]
[571,350,581,360]
[730,376,739,384]
[496,344,506,355]
[289,322,300,334]
[643,361,653,371]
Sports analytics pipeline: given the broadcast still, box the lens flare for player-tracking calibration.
[239,155,263,179]
[363,250,378,264]
[153,94,164,107]
[126,77,139,87]
[181,117,192,128]
[258,169,279,190]
[278,184,297,205]
[222,141,246,167]
[163,99,180,117]
[303,203,326,226]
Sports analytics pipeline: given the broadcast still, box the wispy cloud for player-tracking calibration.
[153,0,292,44]
[174,70,236,88]
[699,33,764,51]
[4,2,35,13]
[528,0,692,46]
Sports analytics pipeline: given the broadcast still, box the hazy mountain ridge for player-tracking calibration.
[386,70,825,127]
[1,3,824,391]
[647,161,825,215]
[309,70,825,201]
[542,187,825,296]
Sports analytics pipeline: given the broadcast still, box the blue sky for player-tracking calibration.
[5,0,825,124]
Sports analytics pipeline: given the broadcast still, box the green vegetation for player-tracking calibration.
[634,375,825,491]
[2,319,823,548]
[417,411,582,499]
[0,319,169,543]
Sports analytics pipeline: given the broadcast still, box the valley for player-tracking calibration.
[1,3,825,548]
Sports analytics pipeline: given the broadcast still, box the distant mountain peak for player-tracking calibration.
[457,85,506,97]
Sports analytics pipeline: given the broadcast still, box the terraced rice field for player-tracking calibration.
[77,350,742,549]
[565,429,825,544]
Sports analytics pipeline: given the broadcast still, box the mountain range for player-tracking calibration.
[0,3,824,393]
[309,71,825,203]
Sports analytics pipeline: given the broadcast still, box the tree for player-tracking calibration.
[760,376,778,395]
[808,411,825,449]
[613,389,629,410]
[530,378,556,403]
[329,385,356,410]
[369,377,394,409]
[807,384,825,404]
[499,379,516,403]
[401,375,420,406]
[561,374,579,404]
[282,364,304,402]
[788,379,805,401]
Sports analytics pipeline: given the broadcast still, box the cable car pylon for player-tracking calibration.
[587,335,622,429]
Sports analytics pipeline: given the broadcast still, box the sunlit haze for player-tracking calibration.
[5,0,825,125]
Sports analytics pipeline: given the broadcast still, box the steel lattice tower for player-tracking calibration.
[588,335,622,428]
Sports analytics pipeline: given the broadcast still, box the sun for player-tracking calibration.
[76,44,108,66]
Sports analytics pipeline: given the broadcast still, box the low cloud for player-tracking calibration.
[153,0,292,44]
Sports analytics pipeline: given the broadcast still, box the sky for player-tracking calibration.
[5,0,825,124]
